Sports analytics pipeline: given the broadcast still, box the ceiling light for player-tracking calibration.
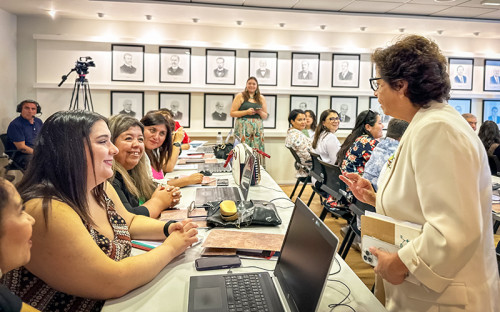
[434,0,456,3]
[481,0,500,5]
[97,12,105,18]
[320,25,326,30]
[145,15,152,21]
[192,18,199,23]
[360,26,367,31]
[473,31,480,36]
[236,20,243,26]
[436,30,443,35]
[399,28,405,33]
[279,23,285,28]
[48,10,56,19]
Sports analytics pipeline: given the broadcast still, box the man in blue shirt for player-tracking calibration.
[363,118,408,191]
[6,100,43,169]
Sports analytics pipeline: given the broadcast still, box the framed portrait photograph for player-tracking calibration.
[483,100,500,125]
[263,94,277,129]
[159,92,191,128]
[448,98,471,115]
[290,95,318,116]
[449,58,473,91]
[204,94,235,128]
[111,44,144,82]
[206,49,236,85]
[159,47,191,83]
[332,54,360,88]
[249,51,278,86]
[110,91,144,119]
[291,53,320,87]
[484,59,500,92]
[369,97,391,129]
[330,96,358,130]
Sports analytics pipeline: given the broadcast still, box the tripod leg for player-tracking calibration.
[86,81,94,112]
[70,80,79,110]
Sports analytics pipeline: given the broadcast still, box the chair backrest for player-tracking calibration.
[0,134,15,157]
[286,146,309,172]
[349,198,376,217]
[318,159,350,203]
[309,151,324,183]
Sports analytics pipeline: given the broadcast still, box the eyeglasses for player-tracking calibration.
[369,77,382,91]
[329,117,340,121]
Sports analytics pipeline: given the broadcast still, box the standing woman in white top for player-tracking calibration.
[311,109,341,165]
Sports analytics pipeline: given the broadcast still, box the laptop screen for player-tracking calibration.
[238,150,255,202]
[273,198,338,312]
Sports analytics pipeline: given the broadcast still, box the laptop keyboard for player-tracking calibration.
[224,274,270,312]
[198,163,232,173]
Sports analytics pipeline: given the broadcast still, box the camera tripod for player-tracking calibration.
[68,76,94,111]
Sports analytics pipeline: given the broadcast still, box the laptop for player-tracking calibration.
[197,162,232,173]
[194,151,254,206]
[187,198,339,312]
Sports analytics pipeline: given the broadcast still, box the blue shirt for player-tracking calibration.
[7,116,43,150]
[363,137,400,191]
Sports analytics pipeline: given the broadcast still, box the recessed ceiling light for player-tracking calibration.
[399,28,405,33]
[145,15,152,21]
[360,26,367,31]
[192,18,199,23]
[279,23,285,28]
[320,25,326,30]
[48,10,56,19]
[481,0,500,5]
[97,12,105,18]
[437,30,443,35]
[236,20,243,26]
[473,31,480,36]
[434,0,456,3]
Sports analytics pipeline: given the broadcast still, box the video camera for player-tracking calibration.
[74,56,95,76]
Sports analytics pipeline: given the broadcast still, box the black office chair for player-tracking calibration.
[318,159,352,222]
[0,133,25,174]
[307,152,330,206]
[286,146,311,200]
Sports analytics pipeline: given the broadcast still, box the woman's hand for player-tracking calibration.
[150,185,178,210]
[339,173,376,206]
[188,173,204,185]
[162,222,199,257]
[173,127,185,143]
[167,219,199,235]
[370,248,409,285]
[170,187,181,208]
[246,108,256,115]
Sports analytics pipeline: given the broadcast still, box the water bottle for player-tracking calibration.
[216,131,223,144]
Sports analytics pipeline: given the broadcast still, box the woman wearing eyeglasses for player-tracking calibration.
[312,109,341,165]
[341,35,499,311]
[336,109,383,175]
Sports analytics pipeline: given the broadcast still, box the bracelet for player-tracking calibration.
[163,220,177,237]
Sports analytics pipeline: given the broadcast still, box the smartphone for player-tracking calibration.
[217,178,229,186]
[195,256,241,271]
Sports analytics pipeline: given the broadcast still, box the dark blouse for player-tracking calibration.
[0,284,22,312]
[341,134,379,175]
[1,196,132,312]
[111,171,150,217]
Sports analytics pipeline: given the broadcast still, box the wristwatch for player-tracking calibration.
[173,142,181,148]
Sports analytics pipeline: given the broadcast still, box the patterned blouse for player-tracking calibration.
[341,134,379,175]
[1,195,132,312]
[285,128,312,177]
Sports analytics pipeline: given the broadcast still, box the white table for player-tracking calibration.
[103,167,387,312]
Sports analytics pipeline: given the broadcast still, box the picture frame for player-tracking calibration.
[204,94,235,128]
[290,95,318,116]
[330,96,358,130]
[291,53,320,87]
[206,49,236,85]
[159,47,191,83]
[159,92,191,128]
[484,59,500,92]
[332,54,360,88]
[449,58,473,91]
[110,91,144,119]
[482,100,500,125]
[263,95,277,129]
[369,97,391,129]
[448,98,471,115]
[111,44,144,82]
[249,51,278,86]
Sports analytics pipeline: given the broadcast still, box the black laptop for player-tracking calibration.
[187,198,339,312]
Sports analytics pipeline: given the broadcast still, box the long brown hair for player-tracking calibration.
[140,113,172,172]
[242,77,263,105]
[312,109,338,149]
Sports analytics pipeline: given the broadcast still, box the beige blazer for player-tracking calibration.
[376,102,500,311]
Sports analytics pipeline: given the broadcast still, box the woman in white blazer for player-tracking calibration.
[341,35,499,312]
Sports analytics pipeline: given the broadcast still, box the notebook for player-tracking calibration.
[187,198,339,312]
[194,151,254,206]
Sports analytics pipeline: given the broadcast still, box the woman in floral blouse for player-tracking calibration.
[336,109,383,175]
[285,109,312,177]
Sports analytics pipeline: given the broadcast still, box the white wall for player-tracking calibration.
[15,16,500,183]
[0,8,17,133]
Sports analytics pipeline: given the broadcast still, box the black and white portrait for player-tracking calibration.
[330,96,358,130]
[448,99,471,115]
[290,95,318,116]
[291,53,320,87]
[111,91,144,119]
[204,94,234,128]
[263,95,276,129]
[249,51,278,86]
[370,97,391,129]
[160,47,191,83]
[206,49,236,85]
[112,44,144,82]
[483,100,500,125]
[332,54,360,88]
[484,59,500,92]
[449,58,473,91]
[159,92,191,128]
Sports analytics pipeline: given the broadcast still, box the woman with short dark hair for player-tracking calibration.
[478,120,500,174]
[341,35,498,311]
[285,109,312,177]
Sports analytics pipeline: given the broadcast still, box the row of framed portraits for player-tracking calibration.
[110,91,500,131]
[111,44,500,92]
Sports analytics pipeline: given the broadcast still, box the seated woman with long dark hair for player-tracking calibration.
[336,109,383,175]
[1,110,198,312]
[304,109,317,138]
[285,109,312,177]
[109,114,180,218]
[478,120,500,174]
[312,109,341,165]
